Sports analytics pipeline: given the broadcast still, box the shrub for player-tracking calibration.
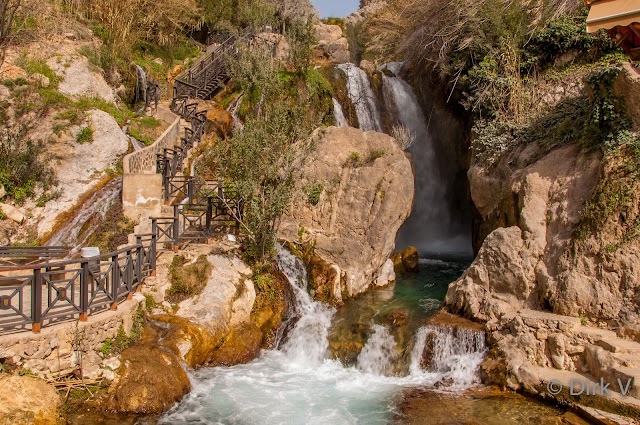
[166,255,212,302]
[76,126,94,144]
[0,126,55,203]
[304,182,324,206]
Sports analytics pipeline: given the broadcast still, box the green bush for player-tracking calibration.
[304,182,324,206]
[0,127,55,204]
[76,126,94,144]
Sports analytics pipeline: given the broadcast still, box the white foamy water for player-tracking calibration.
[357,324,398,376]
[337,63,382,132]
[160,247,486,424]
[332,98,349,127]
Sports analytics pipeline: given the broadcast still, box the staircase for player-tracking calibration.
[173,34,247,100]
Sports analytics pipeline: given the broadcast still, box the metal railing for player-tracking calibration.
[0,235,156,334]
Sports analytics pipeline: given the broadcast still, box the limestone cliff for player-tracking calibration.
[445,64,640,417]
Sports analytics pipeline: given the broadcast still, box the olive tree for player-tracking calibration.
[0,0,21,68]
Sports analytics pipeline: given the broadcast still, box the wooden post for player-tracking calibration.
[110,253,120,311]
[31,269,42,333]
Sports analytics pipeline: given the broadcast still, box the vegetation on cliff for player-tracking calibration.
[201,26,331,265]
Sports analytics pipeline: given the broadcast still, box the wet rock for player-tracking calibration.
[0,375,61,425]
[383,308,410,328]
[400,246,419,273]
[106,325,190,414]
[250,269,290,349]
[152,315,222,368]
[359,59,376,75]
[209,322,262,366]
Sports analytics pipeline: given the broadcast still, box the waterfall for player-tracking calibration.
[134,64,147,106]
[337,63,382,132]
[332,98,348,127]
[380,62,473,257]
[227,93,245,131]
[356,324,398,376]
[45,177,122,257]
[275,245,336,367]
[409,325,486,389]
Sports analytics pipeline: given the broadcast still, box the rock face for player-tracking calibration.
[0,375,61,425]
[106,325,190,414]
[447,143,603,322]
[445,119,640,416]
[175,252,256,335]
[37,109,129,237]
[46,55,116,104]
[313,23,350,64]
[280,126,413,301]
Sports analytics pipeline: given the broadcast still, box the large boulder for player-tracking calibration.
[176,253,256,335]
[446,143,603,323]
[46,55,116,104]
[0,375,61,425]
[106,325,190,414]
[279,126,414,301]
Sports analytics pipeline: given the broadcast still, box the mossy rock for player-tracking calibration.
[105,325,190,414]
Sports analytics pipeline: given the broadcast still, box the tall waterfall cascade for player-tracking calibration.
[334,61,473,257]
[160,246,486,424]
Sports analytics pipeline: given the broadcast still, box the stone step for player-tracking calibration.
[576,326,619,342]
[598,338,640,355]
[522,364,640,419]
[613,353,640,368]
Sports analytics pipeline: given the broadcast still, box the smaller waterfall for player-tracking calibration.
[337,63,382,132]
[410,325,486,389]
[276,245,336,367]
[332,98,348,127]
[357,324,398,376]
[134,65,147,106]
[45,177,122,257]
[227,93,245,131]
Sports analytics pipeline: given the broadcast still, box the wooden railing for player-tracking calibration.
[0,235,156,334]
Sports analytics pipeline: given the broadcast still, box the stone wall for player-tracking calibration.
[0,294,144,380]
[122,173,164,221]
[123,114,180,174]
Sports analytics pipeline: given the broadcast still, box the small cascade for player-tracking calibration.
[134,64,147,106]
[410,325,486,389]
[356,324,398,376]
[226,93,244,131]
[275,245,336,366]
[332,98,348,127]
[337,63,382,132]
[45,177,122,256]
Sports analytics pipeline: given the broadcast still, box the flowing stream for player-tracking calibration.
[159,247,486,424]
